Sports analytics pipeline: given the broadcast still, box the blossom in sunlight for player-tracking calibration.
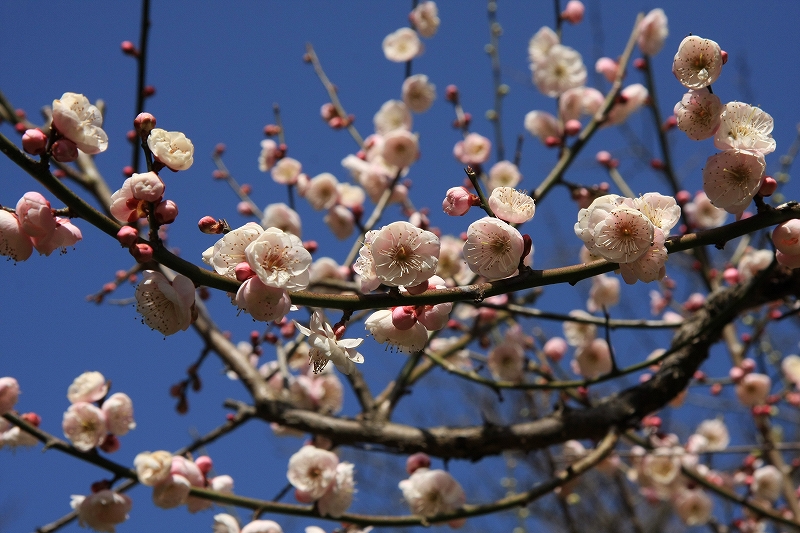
[102,393,136,436]
[258,139,279,172]
[487,341,525,383]
[631,193,681,235]
[295,311,364,375]
[287,446,339,500]
[383,28,423,63]
[674,89,722,141]
[365,309,428,353]
[317,462,356,517]
[261,203,302,238]
[587,273,619,312]
[353,230,381,293]
[63,402,107,451]
[695,419,730,452]
[336,182,366,210]
[402,74,436,113]
[235,277,292,322]
[574,194,624,249]
[524,110,560,143]
[487,161,522,190]
[683,191,727,229]
[532,43,587,98]
[618,228,668,284]
[673,489,712,526]
[463,216,524,280]
[245,227,312,291]
[637,8,668,56]
[67,371,108,404]
[528,26,559,65]
[203,223,263,278]
[147,128,194,171]
[135,271,196,336]
[382,129,420,168]
[453,133,491,165]
[51,92,108,154]
[70,490,131,533]
[672,36,723,89]
[370,221,439,287]
[16,191,56,239]
[0,211,33,261]
[773,220,800,255]
[572,338,612,379]
[714,102,776,155]
[109,172,165,223]
[213,514,241,533]
[563,310,597,347]
[134,451,173,486]
[304,173,340,211]
[605,84,648,126]
[781,354,800,388]
[374,100,412,134]
[702,149,765,214]
[735,373,771,406]
[588,206,655,264]
[33,217,82,256]
[270,157,302,185]
[399,468,466,527]
[410,1,439,38]
[0,417,38,449]
[0,377,20,415]
[488,187,536,224]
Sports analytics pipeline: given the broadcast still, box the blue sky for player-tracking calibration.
[3,1,800,532]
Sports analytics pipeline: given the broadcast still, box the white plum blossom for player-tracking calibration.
[488,187,535,224]
[147,128,194,171]
[587,274,620,312]
[714,102,776,155]
[382,129,420,168]
[487,161,522,190]
[369,221,439,287]
[235,278,292,322]
[152,474,192,509]
[383,28,423,63]
[695,419,730,452]
[353,230,381,293]
[683,191,727,229]
[336,182,366,210]
[258,139,279,172]
[241,521,284,533]
[261,203,302,238]
[782,354,800,388]
[270,157,302,185]
[0,418,38,449]
[135,271,196,336]
[606,84,649,126]
[324,205,355,240]
[402,74,436,113]
[67,371,108,404]
[203,223,263,279]
[70,490,132,533]
[295,311,364,375]
[559,86,604,122]
[410,1,439,38]
[399,468,466,524]
[637,8,668,56]
[305,173,340,211]
[619,228,668,284]
[63,402,106,451]
[572,338,612,379]
[245,227,312,291]
[672,36,723,89]
[213,514,241,533]
[487,341,525,383]
[134,450,173,486]
[524,110,561,143]
[751,465,782,502]
[735,373,771,406]
[532,43,587,98]
[674,89,722,141]
[528,26,559,65]
[453,133,491,165]
[365,309,428,353]
[102,392,136,436]
[463,217,524,280]
[0,377,20,415]
[563,310,597,347]
[287,446,339,500]
[737,248,774,282]
[374,100,412,134]
[317,462,356,517]
[673,489,712,526]
[632,193,681,235]
[51,92,108,154]
[584,204,655,264]
[702,149,765,214]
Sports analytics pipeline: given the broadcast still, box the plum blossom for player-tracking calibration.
[135,271,196,336]
[203,223,263,278]
[714,102,776,155]
[67,371,108,404]
[605,84,648,126]
[0,418,38,449]
[336,182,366,210]
[270,157,302,185]
[674,89,722,141]
[353,230,380,293]
[735,373,771,406]
[528,26,558,65]
[442,187,474,217]
[383,28,423,62]
[531,39,587,98]
[102,393,136,436]
[637,8,668,56]
[559,86,604,123]
[595,57,618,82]
[295,311,364,375]
[16,192,56,239]
[305,173,340,211]
[672,36,723,89]
[487,341,525,382]
[773,220,800,255]
[374,100,412,134]
[147,128,194,171]
[366,309,428,352]
[152,474,192,509]
[683,191,727,229]
[402,74,436,113]
[618,228,668,284]
[240,521,284,533]
[410,1,439,38]
[369,221,439,287]
[63,402,107,451]
[543,337,568,362]
[258,139,279,172]
[109,172,165,222]
[695,419,730,452]
[487,161,522,190]
[702,149,765,214]
[453,133,491,165]
[524,110,560,143]
[213,514,241,533]
[488,187,535,224]
[572,338,612,379]
[324,205,355,240]
[632,193,681,235]
[382,129,419,168]
[578,202,655,264]
[673,489,712,526]
[782,354,800,388]
[33,217,82,256]
[317,462,356,517]
[737,248,773,282]
[463,217,524,280]
[261,203,302,238]
[0,377,20,415]
[236,277,292,322]
[245,227,312,291]
[0,210,33,261]
[51,92,108,154]
[563,311,597,347]
[70,490,131,532]
[134,450,173,486]
[751,465,782,502]
[287,446,339,500]
[587,274,619,312]
[399,468,466,525]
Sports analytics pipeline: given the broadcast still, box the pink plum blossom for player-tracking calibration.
[402,74,436,113]
[32,217,81,256]
[702,149,765,214]
[410,1,439,38]
[587,274,620,312]
[714,102,776,155]
[324,205,355,240]
[369,221,439,287]
[109,172,166,223]
[102,392,136,436]
[0,377,20,415]
[245,227,312,291]
[147,128,194,171]
[67,371,108,404]
[572,338,612,378]
[560,0,584,24]
[134,450,173,486]
[295,311,364,375]
[203,223,263,279]
[559,86,604,122]
[637,8,668,56]
[487,341,525,382]
[270,157,302,185]
[51,92,108,154]
[382,129,419,168]
[487,161,522,190]
[442,187,473,216]
[261,203,302,238]
[316,462,355,517]
[543,337,568,362]
[735,372,771,406]
[235,277,292,322]
[365,309,428,352]
[63,402,107,451]
[287,445,339,500]
[674,89,722,141]
[524,110,561,143]
[683,191,727,229]
[134,270,196,336]
[70,490,131,533]
[595,57,618,82]
[453,133,491,165]
[672,36,723,89]
[582,204,655,264]
[773,220,800,254]
[618,228,668,284]
[463,217,524,280]
[258,139,279,172]
[399,468,466,525]
[382,28,424,63]
[606,84,649,126]
[0,211,33,261]
[304,173,340,211]
[16,192,56,239]
[487,187,536,224]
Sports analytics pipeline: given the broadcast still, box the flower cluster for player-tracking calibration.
[287,445,355,517]
[62,371,135,452]
[0,191,82,261]
[137,452,234,512]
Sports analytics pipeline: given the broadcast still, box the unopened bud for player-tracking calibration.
[22,128,48,155]
[720,50,728,64]
[234,262,256,282]
[142,85,156,98]
[564,119,581,136]
[131,243,153,263]
[100,434,120,453]
[120,41,138,56]
[263,124,281,136]
[445,84,459,102]
[134,112,156,136]
[758,176,777,197]
[198,216,224,234]
[633,57,647,70]
[303,240,318,253]
[155,200,178,224]
[117,226,139,247]
[214,143,226,155]
[51,139,79,163]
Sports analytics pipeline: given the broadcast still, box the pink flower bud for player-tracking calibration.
[195,455,213,475]
[116,226,138,247]
[280,321,296,338]
[663,115,678,131]
[100,434,120,453]
[723,267,740,284]
[595,57,618,83]
[294,489,314,504]
[234,262,256,281]
[120,41,138,56]
[122,166,134,177]
[721,50,728,64]
[214,143,226,155]
[406,452,432,474]
[391,306,418,331]
[740,358,756,373]
[560,0,585,24]
[22,129,48,155]
[131,243,153,263]
[729,366,745,383]
[320,103,337,121]
[133,112,156,136]
[543,337,568,362]
[155,200,178,224]
[595,150,612,166]
[564,119,582,136]
[51,139,79,163]
[544,135,561,147]
[236,202,253,216]
[143,85,156,97]
[405,280,429,295]
[442,187,473,216]
[683,292,705,311]
[758,176,777,197]
[198,216,223,234]
[263,124,281,136]
[303,240,318,253]
[675,190,691,204]
[445,85,459,102]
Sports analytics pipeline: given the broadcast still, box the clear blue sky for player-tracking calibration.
[2,1,800,532]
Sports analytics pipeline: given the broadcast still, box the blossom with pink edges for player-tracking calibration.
[16,192,56,239]
[203,223,263,279]
[637,8,668,56]
[618,228,668,284]
[751,465,782,502]
[369,221,439,287]
[735,372,771,406]
[353,230,380,293]
[317,462,355,517]
[134,270,196,336]
[714,102,776,155]
[304,173,340,211]
[0,377,20,415]
[365,309,428,352]
[70,490,131,532]
[109,172,165,223]
[67,371,108,404]
[0,211,33,261]
[102,392,136,436]
[147,128,194,171]
[399,468,466,527]
[463,216,524,280]
[487,341,525,382]
[694,419,729,451]
[606,84,649,126]
[672,36,723,89]
[51,92,108,154]
[559,86,604,123]
[683,191,727,229]
[674,89,722,141]
[244,227,312,291]
[324,205,355,240]
[583,204,654,264]
[488,187,535,224]
[631,192,681,234]
[453,133,491,165]
[410,1,439,38]
[383,28,424,63]
[63,402,107,451]
[33,217,82,256]
[235,277,292,322]
[442,187,474,216]
[595,57,619,82]
[402,74,436,113]
[382,129,419,169]
[587,274,620,312]
[563,310,597,347]
[287,445,339,500]
[702,149,765,214]
[543,337,568,362]
[772,220,800,255]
